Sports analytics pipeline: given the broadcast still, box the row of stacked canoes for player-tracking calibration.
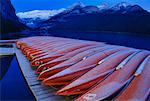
[16,36,150,101]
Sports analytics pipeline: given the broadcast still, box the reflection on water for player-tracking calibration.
[1,56,35,100]
[2,30,150,50]
[49,31,150,50]
[0,55,14,80]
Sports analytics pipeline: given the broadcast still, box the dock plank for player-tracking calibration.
[0,39,17,43]
[0,48,15,56]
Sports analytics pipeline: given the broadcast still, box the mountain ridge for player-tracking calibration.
[38,2,150,34]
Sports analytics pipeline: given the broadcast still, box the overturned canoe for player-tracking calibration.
[56,50,139,95]
[38,45,114,80]
[76,51,149,101]
[36,45,101,74]
[42,49,134,86]
[30,42,102,67]
[115,55,150,101]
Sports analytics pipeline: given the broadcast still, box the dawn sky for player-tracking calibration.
[11,0,150,12]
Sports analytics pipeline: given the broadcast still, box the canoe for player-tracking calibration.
[30,42,101,67]
[18,37,58,49]
[26,41,85,60]
[28,41,102,61]
[75,51,149,101]
[56,50,139,95]
[38,45,119,80]
[23,39,85,56]
[35,45,103,74]
[115,55,150,101]
[24,39,88,54]
[42,48,132,86]
[19,37,84,55]
[16,36,50,48]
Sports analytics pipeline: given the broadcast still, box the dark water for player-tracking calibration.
[47,31,150,50]
[0,45,13,48]
[1,30,150,50]
[0,55,14,80]
[1,56,35,100]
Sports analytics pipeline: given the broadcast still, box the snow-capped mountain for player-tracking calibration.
[17,9,65,20]
[52,2,84,17]
[17,9,65,28]
[81,6,100,13]
[98,3,109,10]
[108,2,147,14]
[111,2,130,11]
[39,2,150,34]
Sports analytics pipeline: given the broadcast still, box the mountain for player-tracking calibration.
[111,2,130,11]
[17,17,44,28]
[0,0,27,34]
[17,9,65,28]
[39,2,150,34]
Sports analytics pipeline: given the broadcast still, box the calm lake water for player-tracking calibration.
[45,31,150,50]
[1,56,35,100]
[2,30,150,50]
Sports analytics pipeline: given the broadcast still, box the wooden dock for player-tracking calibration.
[13,44,70,101]
[0,48,15,56]
[0,40,70,101]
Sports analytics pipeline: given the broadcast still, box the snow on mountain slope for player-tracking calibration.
[17,9,65,20]
[111,2,130,10]
[98,3,109,10]
[16,9,65,28]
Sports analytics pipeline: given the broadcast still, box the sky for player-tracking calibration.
[11,0,150,13]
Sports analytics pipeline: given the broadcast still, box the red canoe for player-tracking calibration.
[35,45,102,74]
[56,50,139,95]
[115,55,150,101]
[24,40,89,58]
[76,51,149,101]
[28,41,102,61]
[42,48,132,86]
[30,42,101,67]
[38,45,120,80]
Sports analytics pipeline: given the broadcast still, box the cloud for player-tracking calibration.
[17,8,65,19]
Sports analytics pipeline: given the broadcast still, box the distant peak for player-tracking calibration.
[108,2,147,14]
[117,2,130,7]
[129,5,144,11]
[68,2,84,10]
[98,3,109,10]
[112,2,131,10]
